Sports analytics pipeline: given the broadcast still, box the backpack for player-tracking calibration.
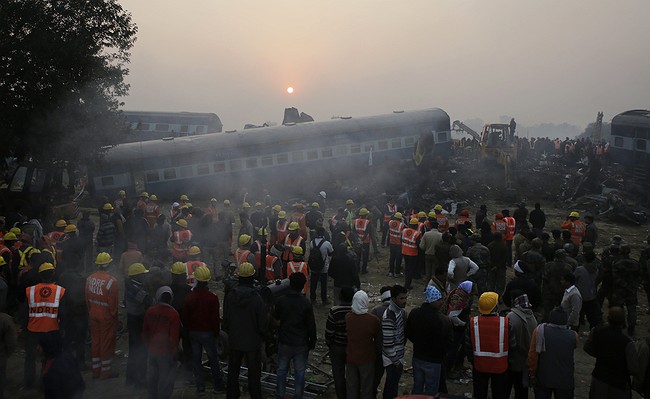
[309,238,326,272]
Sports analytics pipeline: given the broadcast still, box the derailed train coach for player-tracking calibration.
[609,109,650,170]
[88,108,452,200]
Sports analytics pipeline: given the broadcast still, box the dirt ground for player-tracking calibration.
[4,200,649,399]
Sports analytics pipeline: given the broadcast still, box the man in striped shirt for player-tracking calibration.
[382,285,408,399]
[325,287,355,399]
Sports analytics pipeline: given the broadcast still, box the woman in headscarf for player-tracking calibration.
[446,245,479,292]
[442,280,475,379]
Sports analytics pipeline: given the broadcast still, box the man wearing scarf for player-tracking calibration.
[442,280,474,378]
[506,293,538,399]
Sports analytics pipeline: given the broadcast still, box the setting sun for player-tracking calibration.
[286,87,294,94]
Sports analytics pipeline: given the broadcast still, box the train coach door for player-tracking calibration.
[130,169,146,195]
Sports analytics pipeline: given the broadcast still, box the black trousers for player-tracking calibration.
[472,368,508,399]
[389,245,403,274]
[404,255,418,289]
[227,348,262,399]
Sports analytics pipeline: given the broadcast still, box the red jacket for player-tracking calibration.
[181,287,220,334]
[142,303,180,355]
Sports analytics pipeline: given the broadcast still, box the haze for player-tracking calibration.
[118,0,650,134]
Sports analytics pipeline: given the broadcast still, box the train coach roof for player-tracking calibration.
[103,108,449,163]
[612,109,650,128]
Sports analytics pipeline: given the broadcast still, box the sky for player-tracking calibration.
[118,0,650,133]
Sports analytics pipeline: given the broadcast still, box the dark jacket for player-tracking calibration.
[170,276,191,314]
[503,275,542,311]
[181,286,220,333]
[57,270,87,318]
[584,325,637,390]
[328,250,360,289]
[223,283,268,351]
[406,303,453,363]
[273,291,316,349]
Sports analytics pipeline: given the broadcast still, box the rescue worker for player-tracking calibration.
[388,212,405,277]
[170,261,192,380]
[136,192,149,213]
[344,199,356,229]
[263,244,282,282]
[222,199,236,227]
[170,202,181,222]
[170,219,192,262]
[282,222,305,271]
[235,234,257,270]
[305,202,324,238]
[401,218,422,290]
[179,194,190,207]
[268,205,282,245]
[610,244,640,335]
[433,205,449,233]
[250,202,267,240]
[59,224,84,274]
[275,211,290,246]
[290,203,308,239]
[114,190,127,211]
[468,292,514,399]
[287,247,309,295]
[24,262,66,389]
[353,208,374,274]
[382,198,398,247]
[250,227,268,276]
[125,263,152,389]
[44,219,67,247]
[560,211,585,247]
[185,246,207,288]
[454,209,472,230]
[206,198,219,223]
[85,253,119,379]
[144,194,161,227]
[502,210,516,268]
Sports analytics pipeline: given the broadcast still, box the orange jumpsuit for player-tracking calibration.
[85,270,119,379]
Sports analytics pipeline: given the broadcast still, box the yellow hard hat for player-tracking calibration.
[418,211,426,218]
[176,219,188,228]
[64,224,77,233]
[95,252,112,265]
[569,211,580,218]
[3,232,17,241]
[0,257,5,267]
[128,263,149,276]
[258,227,267,237]
[140,191,149,198]
[292,246,304,255]
[55,219,67,228]
[119,190,126,197]
[181,205,189,210]
[180,194,189,201]
[239,234,251,246]
[346,199,354,205]
[188,246,201,256]
[272,205,282,212]
[278,211,287,219]
[255,202,263,207]
[394,212,403,219]
[185,203,192,208]
[171,261,186,275]
[237,262,256,278]
[428,212,436,218]
[193,265,211,282]
[478,292,499,315]
[409,218,419,225]
[242,202,251,208]
[149,194,158,201]
[39,262,55,273]
[9,227,21,235]
[434,204,443,211]
[103,203,114,211]
[359,208,369,216]
[210,198,218,202]
[288,222,300,231]
[223,199,231,205]
[311,202,319,208]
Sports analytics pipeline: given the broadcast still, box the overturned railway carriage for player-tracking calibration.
[89,108,451,199]
[609,110,650,171]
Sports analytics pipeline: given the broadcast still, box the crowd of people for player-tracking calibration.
[0,190,649,399]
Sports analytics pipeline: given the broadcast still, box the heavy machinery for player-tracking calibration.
[452,120,518,188]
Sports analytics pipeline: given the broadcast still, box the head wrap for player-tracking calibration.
[155,286,174,303]
[458,281,473,294]
[351,290,369,315]
[380,290,392,301]
[513,260,524,274]
[449,245,463,259]
[513,294,531,309]
[424,285,442,303]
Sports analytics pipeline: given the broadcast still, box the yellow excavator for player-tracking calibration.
[452,120,518,188]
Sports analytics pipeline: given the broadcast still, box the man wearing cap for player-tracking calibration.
[387,212,405,278]
[401,218,422,290]
[454,209,472,231]
[406,285,453,395]
[267,205,282,245]
[182,266,225,394]
[142,286,181,398]
[170,219,192,262]
[24,262,66,388]
[561,211,585,247]
[344,199,356,229]
[223,262,268,399]
[353,208,375,275]
[136,192,149,214]
[125,263,152,388]
[468,292,515,399]
[503,261,541,312]
[506,294,537,399]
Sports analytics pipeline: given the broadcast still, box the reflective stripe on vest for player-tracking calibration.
[503,217,516,240]
[27,284,65,332]
[265,255,278,281]
[185,260,203,287]
[388,220,405,245]
[354,219,370,243]
[435,214,449,232]
[401,228,419,256]
[383,204,397,222]
[235,249,251,267]
[283,236,303,261]
[287,261,308,293]
[471,316,509,374]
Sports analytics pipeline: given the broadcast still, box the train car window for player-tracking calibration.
[334,146,347,156]
[307,150,318,160]
[637,139,647,151]
[137,123,150,131]
[155,124,169,132]
[246,158,258,169]
[196,125,206,134]
[351,144,361,154]
[197,164,210,175]
[180,166,193,178]
[163,169,177,180]
[615,126,634,138]
[364,144,373,152]
[180,125,189,133]
[637,128,649,140]
[277,154,289,164]
[213,162,226,173]
[230,159,242,171]
[101,176,114,187]
[292,151,304,162]
[29,169,47,193]
[438,132,448,143]
[391,138,402,149]
[261,156,274,167]
[614,137,624,147]
[404,137,415,147]
[9,166,28,192]
[378,141,388,150]
[146,171,160,182]
[321,148,333,158]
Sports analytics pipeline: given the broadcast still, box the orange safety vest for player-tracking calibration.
[172,230,192,259]
[388,220,405,246]
[595,145,603,156]
[252,240,265,267]
[185,260,205,287]
[561,220,585,246]
[276,220,289,244]
[354,218,371,244]
[85,271,118,319]
[454,216,471,230]
[469,316,509,374]
[503,217,516,241]
[491,219,507,237]
[144,203,160,226]
[207,206,218,223]
[0,245,12,265]
[435,214,449,232]
[235,248,251,267]
[401,228,421,256]
[45,231,65,246]
[27,283,66,333]
[286,261,308,294]
[283,236,303,262]
[265,255,279,281]
[417,221,426,235]
[383,204,398,223]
